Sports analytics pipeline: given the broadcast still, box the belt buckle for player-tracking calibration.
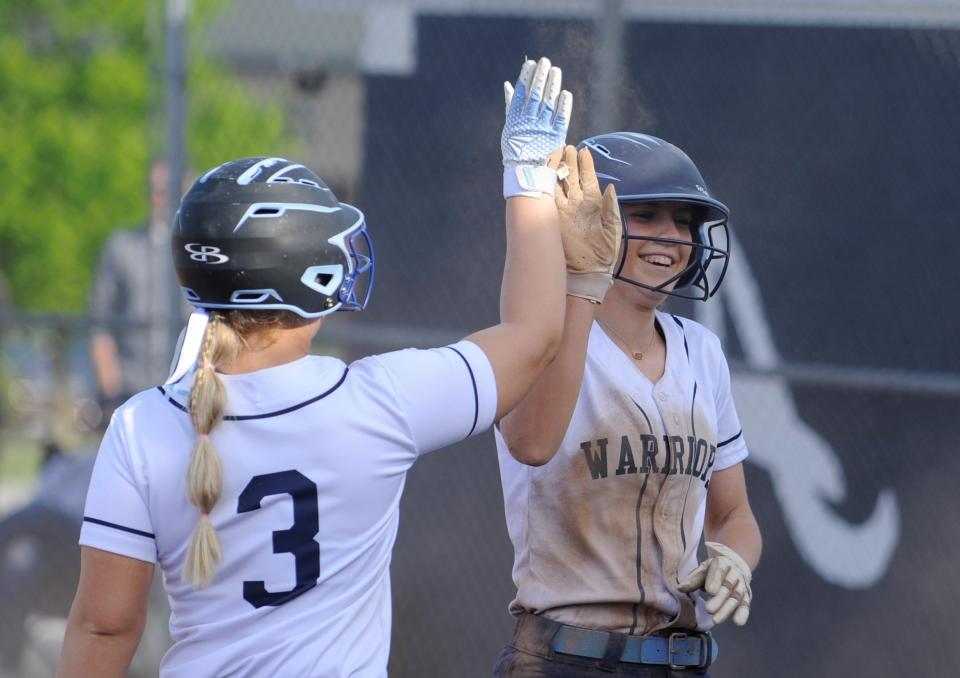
[667,632,707,670]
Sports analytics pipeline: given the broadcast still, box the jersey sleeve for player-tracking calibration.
[711,338,748,471]
[371,339,497,455]
[79,416,158,563]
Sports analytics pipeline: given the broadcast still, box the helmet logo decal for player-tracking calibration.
[584,140,631,165]
[265,163,306,182]
[233,202,341,233]
[265,164,332,191]
[695,184,708,195]
[615,132,661,149]
[230,289,283,303]
[236,157,285,185]
[185,243,229,264]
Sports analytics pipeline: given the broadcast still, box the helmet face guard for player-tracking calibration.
[172,157,376,318]
[612,210,730,301]
[334,208,375,312]
[579,133,731,301]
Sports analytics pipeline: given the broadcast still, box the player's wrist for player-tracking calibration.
[503,165,557,199]
[566,271,613,304]
[705,541,753,579]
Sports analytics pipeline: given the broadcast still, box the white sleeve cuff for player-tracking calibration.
[80,518,158,564]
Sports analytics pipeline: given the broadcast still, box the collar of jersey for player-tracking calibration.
[591,310,680,386]
[158,355,348,420]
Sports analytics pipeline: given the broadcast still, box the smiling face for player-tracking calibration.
[614,202,697,304]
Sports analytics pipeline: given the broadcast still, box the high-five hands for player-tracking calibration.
[501,57,572,199]
[551,145,622,304]
[678,541,753,627]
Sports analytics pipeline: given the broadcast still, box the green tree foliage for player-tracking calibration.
[0,0,290,311]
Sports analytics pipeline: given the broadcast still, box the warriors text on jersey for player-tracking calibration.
[496,312,747,634]
[80,341,495,677]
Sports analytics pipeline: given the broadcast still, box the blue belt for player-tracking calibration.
[552,624,717,669]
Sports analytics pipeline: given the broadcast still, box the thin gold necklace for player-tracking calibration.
[598,319,657,361]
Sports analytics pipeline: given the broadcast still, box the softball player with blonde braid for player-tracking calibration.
[494,134,762,677]
[57,56,587,677]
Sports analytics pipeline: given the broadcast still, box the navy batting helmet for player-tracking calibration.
[171,157,374,318]
[578,132,730,300]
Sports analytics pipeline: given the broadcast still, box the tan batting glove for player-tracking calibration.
[552,145,622,303]
[678,541,753,627]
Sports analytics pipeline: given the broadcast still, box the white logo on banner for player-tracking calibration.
[696,234,899,589]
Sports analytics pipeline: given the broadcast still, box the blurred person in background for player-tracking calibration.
[0,269,8,431]
[0,269,8,311]
[89,159,188,421]
[56,57,605,677]
[494,133,762,677]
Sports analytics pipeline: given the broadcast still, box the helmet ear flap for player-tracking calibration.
[676,219,730,297]
[675,208,711,288]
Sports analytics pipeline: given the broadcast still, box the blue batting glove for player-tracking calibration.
[501,57,573,199]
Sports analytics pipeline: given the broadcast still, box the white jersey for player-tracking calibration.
[80,341,496,678]
[496,312,747,635]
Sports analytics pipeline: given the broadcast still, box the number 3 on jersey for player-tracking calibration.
[237,470,320,608]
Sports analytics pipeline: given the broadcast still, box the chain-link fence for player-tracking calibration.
[2,1,960,676]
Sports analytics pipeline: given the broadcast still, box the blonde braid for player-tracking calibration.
[184,312,242,587]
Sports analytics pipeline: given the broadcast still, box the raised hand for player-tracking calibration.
[553,145,622,303]
[501,57,573,199]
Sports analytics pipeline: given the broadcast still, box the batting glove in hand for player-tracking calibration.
[678,541,753,626]
[501,57,572,199]
[553,145,622,304]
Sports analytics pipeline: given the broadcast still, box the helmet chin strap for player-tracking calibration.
[165,309,210,386]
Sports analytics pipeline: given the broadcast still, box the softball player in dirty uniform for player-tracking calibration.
[494,133,762,676]
[57,56,588,677]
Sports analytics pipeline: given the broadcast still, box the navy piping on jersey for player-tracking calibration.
[670,314,690,360]
[446,346,479,438]
[718,429,743,448]
[631,472,650,636]
[677,380,700,554]
[83,516,155,540]
[689,382,698,439]
[628,394,653,624]
[630,398,653,433]
[156,368,349,420]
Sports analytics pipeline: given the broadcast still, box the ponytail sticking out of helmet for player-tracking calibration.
[183,312,238,587]
[578,133,730,301]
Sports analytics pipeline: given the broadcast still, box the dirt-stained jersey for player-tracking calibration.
[80,341,495,678]
[496,312,747,635]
